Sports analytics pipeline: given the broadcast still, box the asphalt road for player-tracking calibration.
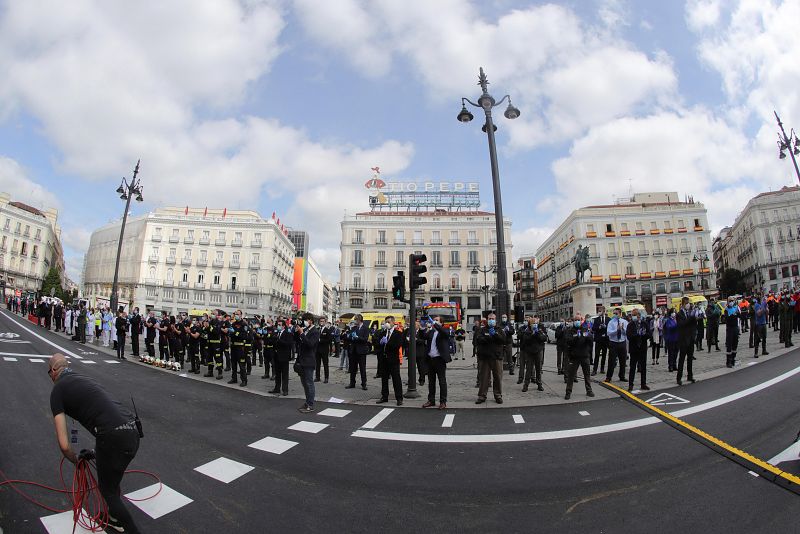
[0,308,798,533]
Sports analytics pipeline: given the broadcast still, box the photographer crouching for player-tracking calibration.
[48,353,141,533]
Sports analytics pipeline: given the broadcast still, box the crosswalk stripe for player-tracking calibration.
[442,414,455,428]
[513,414,525,424]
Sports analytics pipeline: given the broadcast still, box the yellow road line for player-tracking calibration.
[603,381,800,486]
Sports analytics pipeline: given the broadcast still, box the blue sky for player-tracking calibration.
[0,0,798,283]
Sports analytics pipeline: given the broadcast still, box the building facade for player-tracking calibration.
[513,254,536,315]
[535,192,716,321]
[288,230,309,259]
[339,210,513,325]
[0,193,64,296]
[82,207,295,315]
[711,185,800,293]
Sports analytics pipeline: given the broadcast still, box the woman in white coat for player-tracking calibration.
[650,311,663,365]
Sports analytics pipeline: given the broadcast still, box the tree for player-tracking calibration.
[40,266,64,300]
[718,268,746,297]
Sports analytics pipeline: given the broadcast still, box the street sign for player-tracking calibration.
[645,392,690,406]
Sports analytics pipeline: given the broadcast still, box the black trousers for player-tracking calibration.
[628,348,647,388]
[349,352,367,387]
[273,361,290,394]
[131,334,139,356]
[565,356,592,394]
[381,360,403,401]
[187,344,200,370]
[677,339,694,382]
[416,346,428,381]
[263,348,275,377]
[231,346,247,382]
[116,333,126,359]
[606,341,627,381]
[427,357,448,403]
[522,350,544,386]
[707,321,719,348]
[753,324,767,354]
[315,349,329,380]
[145,338,155,358]
[592,340,607,373]
[96,428,140,534]
[158,341,169,360]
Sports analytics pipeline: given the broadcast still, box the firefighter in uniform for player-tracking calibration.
[244,322,253,377]
[228,311,249,387]
[188,318,202,373]
[262,321,276,380]
[205,314,224,380]
[144,311,157,360]
[157,312,170,362]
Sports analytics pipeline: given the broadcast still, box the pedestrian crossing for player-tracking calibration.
[0,355,120,365]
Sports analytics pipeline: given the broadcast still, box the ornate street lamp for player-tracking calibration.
[110,160,143,314]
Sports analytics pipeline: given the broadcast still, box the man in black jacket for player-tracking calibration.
[591,308,609,375]
[676,297,697,386]
[421,316,451,410]
[296,313,321,413]
[315,317,332,383]
[115,309,128,361]
[555,319,568,376]
[518,316,547,392]
[346,314,370,391]
[269,318,293,396]
[565,315,595,400]
[377,316,405,406]
[475,314,506,404]
[626,309,651,392]
[128,307,142,359]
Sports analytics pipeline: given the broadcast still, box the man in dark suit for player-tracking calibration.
[422,315,451,410]
[475,313,506,403]
[377,316,405,406]
[128,307,142,359]
[346,314,370,391]
[591,307,609,376]
[269,318,293,396]
[676,297,697,386]
[315,317,332,383]
[295,313,320,413]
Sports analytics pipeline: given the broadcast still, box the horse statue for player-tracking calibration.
[573,245,592,284]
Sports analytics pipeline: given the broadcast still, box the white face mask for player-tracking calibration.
[303,320,310,327]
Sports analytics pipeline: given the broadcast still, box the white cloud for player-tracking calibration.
[512,226,554,260]
[309,247,342,284]
[545,109,780,243]
[686,0,722,31]
[0,156,60,209]
[293,0,678,148]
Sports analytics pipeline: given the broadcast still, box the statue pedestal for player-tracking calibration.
[570,284,599,318]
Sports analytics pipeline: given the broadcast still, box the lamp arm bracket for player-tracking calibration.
[462,97,481,109]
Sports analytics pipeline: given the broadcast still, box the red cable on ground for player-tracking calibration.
[0,458,162,533]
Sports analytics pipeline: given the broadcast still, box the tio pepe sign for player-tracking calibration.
[381,182,479,193]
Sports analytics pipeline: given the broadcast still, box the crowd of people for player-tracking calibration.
[8,288,800,409]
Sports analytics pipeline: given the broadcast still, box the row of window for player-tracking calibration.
[349,272,493,290]
[587,217,703,235]
[149,247,267,265]
[143,287,264,308]
[0,236,40,257]
[350,229,496,245]
[350,249,497,266]
[0,255,40,276]
[2,219,43,240]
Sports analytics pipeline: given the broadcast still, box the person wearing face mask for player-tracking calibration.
[676,297,697,385]
[408,319,428,385]
[649,311,662,365]
[500,314,516,375]
[315,317,332,383]
[270,318,293,395]
[706,298,721,352]
[227,311,249,387]
[591,307,609,376]
[475,313,507,404]
[604,308,628,384]
[555,318,569,377]
[422,315,452,409]
[346,314,370,391]
[373,320,390,380]
[752,295,769,358]
[377,316,405,406]
[779,294,794,348]
[295,313,320,413]
[565,314,595,400]
[144,311,157,361]
[663,308,679,371]
[724,298,741,367]
[518,315,547,393]
[626,310,651,392]
[338,322,352,371]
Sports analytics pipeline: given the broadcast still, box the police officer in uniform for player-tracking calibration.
[244,322,253,377]
[228,310,249,387]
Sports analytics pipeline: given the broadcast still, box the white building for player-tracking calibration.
[535,192,716,321]
[712,185,800,292]
[339,211,513,325]
[82,207,295,315]
[0,192,64,295]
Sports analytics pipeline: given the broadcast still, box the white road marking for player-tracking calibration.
[747,362,759,366]
[0,309,83,359]
[3,357,17,361]
[288,421,329,434]
[317,408,352,418]
[512,414,525,424]
[645,392,690,406]
[29,358,44,363]
[579,411,590,416]
[248,436,298,454]
[748,441,800,477]
[104,360,120,364]
[361,408,394,429]
[442,414,455,428]
[0,351,46,358]
[40,511,96,533]
[327,397,345,403]
[125,483,193,519]
[79,360,96,364]
[194,457,254,484]
[352,363,800,443]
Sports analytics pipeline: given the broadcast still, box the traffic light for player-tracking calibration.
[392,271,406,301]
[410,253,427,290]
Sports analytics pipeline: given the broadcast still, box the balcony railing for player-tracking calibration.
[622,252,634,258]
[251,240,262,248]
[249,261,260,270]
[181,258,192,266]
[213,259,224,268]
[165,256,176,264]
[467,239,479,245]
[148,255,159,263]
[194,283,206,290]
[637,251,649,257]
[393,261,406,267]
[449,240,461,245]
[449,285,462,291]
[375,261,387,267]
[652,250,663,256]
[449,262,461,268]
[666,248,678,254]
[430,261,443,268]
[430,240,442,245]
[607,252,618,259]
[680,247,691,254]
[198,237,210,245]
[215,238,226,246]
[351,261,364,267]
[183,237,194,245]
[231,239,243,247]
[412,240,424,245]
[168,235,179,243]
[210,283,222,290]
[151,235,162,242]
[178,281,189,288]
[394,240,406,245]
[230,260,240,269]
